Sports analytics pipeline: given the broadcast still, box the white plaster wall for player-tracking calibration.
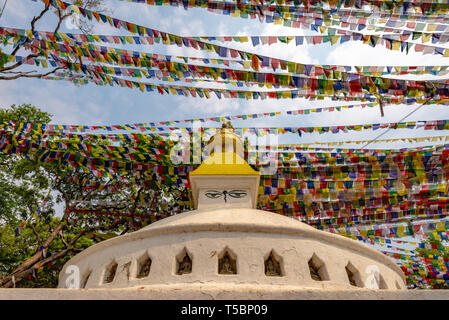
[58,231,406,290]
[5,287,449,300]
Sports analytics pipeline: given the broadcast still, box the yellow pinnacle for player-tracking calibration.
[190,129,260,176]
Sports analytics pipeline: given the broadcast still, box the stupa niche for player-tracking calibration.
[58,128,406,292]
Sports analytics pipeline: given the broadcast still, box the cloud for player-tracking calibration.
[326,41,449,66]
[0,78,112,124]
[1,0,448,151]
[3,0,39,25]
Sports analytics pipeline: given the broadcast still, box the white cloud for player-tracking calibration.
[326,41,449,66]
[0,0,448,151]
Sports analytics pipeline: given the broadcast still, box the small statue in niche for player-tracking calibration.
[308,260,322,281]
[137,258,152,278]
[177,254,192,275]
[219,253,236,274]
[265,254,281,276]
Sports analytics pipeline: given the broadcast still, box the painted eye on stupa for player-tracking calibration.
[228,190,247,198]
[205,190,223,199]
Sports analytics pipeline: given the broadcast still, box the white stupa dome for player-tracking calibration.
[58,128,406,292]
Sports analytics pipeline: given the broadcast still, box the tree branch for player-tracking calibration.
[0,70,38,75]
[0,53,41,73]
[0,67,63,80]
[0,206,72,287]
[54,8,72,34]
[28,224,42,248]
[0,3,68,79]
[0,230,86,288]
[31,4,50,33]
[58,231,69,248]
[7,4,50,59]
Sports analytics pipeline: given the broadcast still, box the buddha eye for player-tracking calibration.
[205,190,223,199]
[228,190,247,198]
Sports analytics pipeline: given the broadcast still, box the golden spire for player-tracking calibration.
[190,127,259,176]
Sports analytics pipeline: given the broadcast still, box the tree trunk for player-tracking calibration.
[0,207,74,288]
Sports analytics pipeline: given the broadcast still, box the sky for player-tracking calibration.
[2,0,449,254]
[2,0,449,151]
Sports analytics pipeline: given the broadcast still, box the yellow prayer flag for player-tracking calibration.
[282,91,292,98]
[397,225,405,237]
[331,36,339,45]
[363,35,371,44]
[106,16,114,26]
[392,40,401,50]
[231,10,240,17]
[426,24,437,31]
[422,33,431,43]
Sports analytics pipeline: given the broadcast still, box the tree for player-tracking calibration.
[0,0,107,80]
[0,103,188,287]
[0,104,53,225]
[0,217,93,288]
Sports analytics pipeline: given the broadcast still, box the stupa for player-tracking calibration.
[57,128,406,294]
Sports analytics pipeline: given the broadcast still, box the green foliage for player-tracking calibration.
[0,104,63,287]
[0,104,52,124]
[0,218,93,288]
[0,103,188,287]
[0,104,53,225]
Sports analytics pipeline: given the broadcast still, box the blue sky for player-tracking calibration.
[3,0,449,255]
[2,0,449,149]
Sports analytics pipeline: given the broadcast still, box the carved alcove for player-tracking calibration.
[264,250,283,277]
[103,260,118,284]
[378,273,388,289]
[308,254,329,281]
[345,261,363,287]
[80,269,92,288]
[136,253,152,279]
[175,248,193,275]
[218,247,237,275]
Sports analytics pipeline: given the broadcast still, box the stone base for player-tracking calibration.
[1,284,449,300]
